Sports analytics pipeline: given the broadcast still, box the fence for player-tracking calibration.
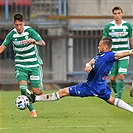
[0,0,67,21]
[1,28,133,84]
[1,0,133,85]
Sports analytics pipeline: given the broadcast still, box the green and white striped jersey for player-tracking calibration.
[3,26,43,68]
[102,20,132,51]
[102,20,132,60]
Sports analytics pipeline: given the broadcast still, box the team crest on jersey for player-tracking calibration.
[123,28,126,32]
[25,36,29,40]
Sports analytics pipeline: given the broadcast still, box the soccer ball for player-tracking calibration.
[15,95,30,110]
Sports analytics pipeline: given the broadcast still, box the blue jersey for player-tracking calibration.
[87,51,115,86]
[69,51,116,101]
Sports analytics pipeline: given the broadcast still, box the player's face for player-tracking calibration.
[14,20,25,34]
[113,9,123,21]
[98,41,104,53]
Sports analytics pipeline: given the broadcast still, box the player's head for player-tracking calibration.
[13,14,25,34]
[112,6,123,14]
[112,6,123,21]
[98,38,112,53]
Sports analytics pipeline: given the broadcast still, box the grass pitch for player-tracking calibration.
[0,89,133,133]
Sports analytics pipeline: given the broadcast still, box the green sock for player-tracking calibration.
[20,84,27,95]
[116,80,124,99]
[28,104,34,111]
[110,81,117,93]
[20,84,35,112]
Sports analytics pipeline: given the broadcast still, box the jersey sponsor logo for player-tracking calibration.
[110,30,116,37]
[110,28,128,37]
[116,32,126,36]
[20,40,29,45]
[110,31,127,37]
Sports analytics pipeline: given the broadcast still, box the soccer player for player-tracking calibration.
[102,6,133,99]
[28,38,133,113]
[0,14,46,117]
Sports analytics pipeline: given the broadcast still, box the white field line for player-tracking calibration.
[0,124,131,130]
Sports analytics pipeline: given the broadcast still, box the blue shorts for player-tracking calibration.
[68,82,111,101]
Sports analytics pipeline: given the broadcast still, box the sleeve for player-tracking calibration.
[109,52,116,61]
[105,52,116,62]
[127,23,133,38]
[102,24,109,38]
[3,32,13,47]
[28,28,42,41]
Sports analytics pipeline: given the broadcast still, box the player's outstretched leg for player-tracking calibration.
[28,87,69,102]
[27,92,60,103]
[107,96,133,112]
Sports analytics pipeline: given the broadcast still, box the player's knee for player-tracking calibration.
[110,76,116,82]
[32,87,44,95]
[118,74,125,80]
[58,87,69,97]
[106,96,115,105]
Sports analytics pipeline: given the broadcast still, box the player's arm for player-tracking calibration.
[84,59,94,73]
[28,38,46,46]
[0,44,7,54]
[114,49,133,60]
[129,36,133,49]
[128,23,133,49]
[28,28,46,46]
[102,24,109,38]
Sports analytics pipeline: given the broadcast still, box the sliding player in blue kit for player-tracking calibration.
[28,38,133,113]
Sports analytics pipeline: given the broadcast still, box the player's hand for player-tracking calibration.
[85,63,92,73]
[28,38,37,44]
[28,38,46,46]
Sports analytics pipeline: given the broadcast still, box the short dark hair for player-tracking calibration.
[13,14,24,22]
[101,37,112,48]
[112,6,123,13]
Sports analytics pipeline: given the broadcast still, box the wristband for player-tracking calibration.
[129,50,133,55]
[86,63,91,67]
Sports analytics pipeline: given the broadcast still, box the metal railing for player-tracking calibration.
[1,28,133,84]
[0,0,133,85]
[0,0,67,21]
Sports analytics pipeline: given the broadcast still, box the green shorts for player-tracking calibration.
[15,65,43,88]
[109,59,129,76]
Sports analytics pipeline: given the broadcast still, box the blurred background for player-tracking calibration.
[0,0,133,90]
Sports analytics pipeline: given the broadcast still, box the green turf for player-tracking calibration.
[0,89,133,133]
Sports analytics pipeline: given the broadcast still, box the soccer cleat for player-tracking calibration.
[130,88,133,97]
[30,110,37,118]
[27,93,36,103]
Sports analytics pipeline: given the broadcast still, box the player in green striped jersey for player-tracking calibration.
[102,6,133,99]
[0,14,46,117]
